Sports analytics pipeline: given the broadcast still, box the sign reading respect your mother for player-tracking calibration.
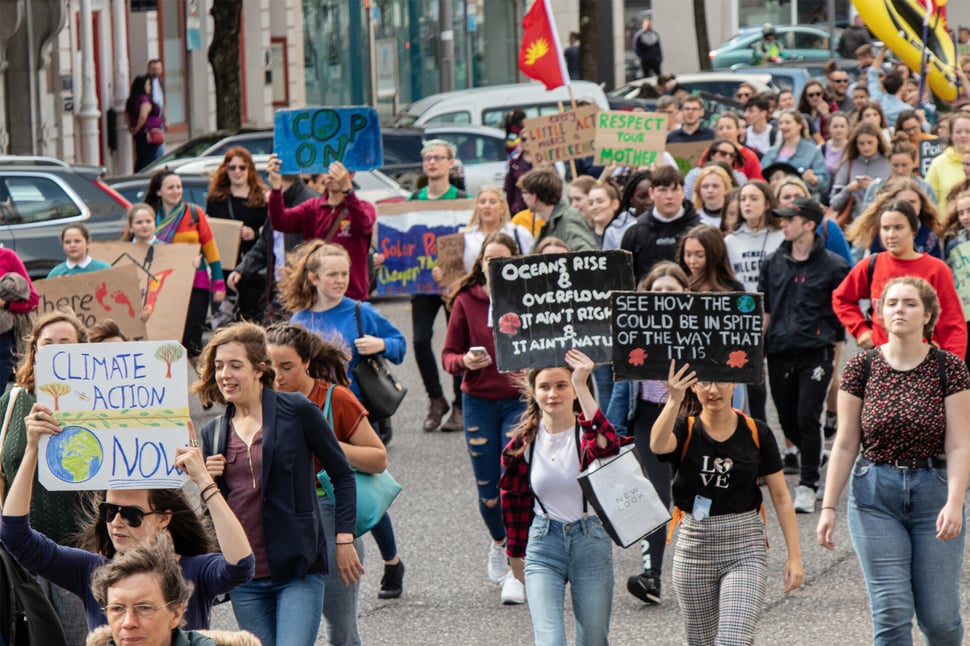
[593,111,668,167]
[34,341,191,491]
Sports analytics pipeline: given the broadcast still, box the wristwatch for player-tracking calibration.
[341,187,354,195]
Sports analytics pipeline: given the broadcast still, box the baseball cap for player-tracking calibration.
[773,196,823,225]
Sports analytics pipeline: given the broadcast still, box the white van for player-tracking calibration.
[391,81,609,129]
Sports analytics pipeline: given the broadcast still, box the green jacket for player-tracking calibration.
[532,200,597,252]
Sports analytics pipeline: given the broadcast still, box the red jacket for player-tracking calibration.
[442,284,521,400]
[832,252,967,357]
[739,146,764,181]
[268,189,375,301]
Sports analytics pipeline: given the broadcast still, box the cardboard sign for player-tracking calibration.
[668,140,713,176]
[208,218,244,270]
[946,239,970,320]
[488,250,635,372]
[521,105,599,165]
[90,242,198,343]
[594,111,668,167]
[919,138,945,177]
[33,265,147,341]
[274,106,383,173]
[611,291,764,384]
[374,200,474,295]
[434,233,466,288]
[34,341,190,490]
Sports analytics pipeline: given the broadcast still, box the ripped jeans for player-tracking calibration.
[461,392,527,541]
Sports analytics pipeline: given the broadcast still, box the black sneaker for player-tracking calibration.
[783,452,800,475]
[626,570,661,604]
[378,560,405,599]
[823,412,837,439]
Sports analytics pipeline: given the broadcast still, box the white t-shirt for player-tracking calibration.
[529,421,584,523]
[746,126,773,156]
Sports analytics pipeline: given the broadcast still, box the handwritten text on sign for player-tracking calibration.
[946,239,970,320]
[34,341,190,491]
[488,251,634,372]
[594,111,668,167]
[375,200,473,295]
[611,291,764,383]
[274,106,383,173]
[521,105,599,165]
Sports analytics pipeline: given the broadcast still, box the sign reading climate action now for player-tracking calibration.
[594,110,667,167]
[488,250,634,372]
[611,291,764,384]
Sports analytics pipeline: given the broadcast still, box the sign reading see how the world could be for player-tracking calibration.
[34,341,190,491]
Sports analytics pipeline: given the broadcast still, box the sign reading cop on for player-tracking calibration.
[594,111,667,167]
[521,105,599,165]
[488,251,634,372]
[612,291,764,383]
[34,341,190,491]
[274,106,383,173]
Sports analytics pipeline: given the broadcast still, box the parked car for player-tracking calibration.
[381,125,507,194]
[730,60,861,100]
[607,72,777,111]
[390,81,610,129]
[0,157,131,278]
[105,174,212,207]
[710,25,841,69]
[142,129,274,174]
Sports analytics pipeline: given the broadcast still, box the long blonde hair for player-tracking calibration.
[466,185,511,230]
[277,241,351,312]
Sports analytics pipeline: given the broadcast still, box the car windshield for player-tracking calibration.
[148,136,227,169]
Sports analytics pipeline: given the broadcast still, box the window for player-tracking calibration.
[424,111,472,126]
[435,133,505,164]
[483,104,567,128]
[791,31,827,51]
[0,176,83,224]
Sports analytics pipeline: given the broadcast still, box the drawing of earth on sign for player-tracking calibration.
[46,426,103,483]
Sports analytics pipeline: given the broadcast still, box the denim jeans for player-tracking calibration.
[524,515,614,646]
[319,495,365,646]
[461,392,527,541]
[848,457,965,646]
[230,573,326,646]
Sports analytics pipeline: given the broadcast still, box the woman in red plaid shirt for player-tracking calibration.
[499,349,630,645]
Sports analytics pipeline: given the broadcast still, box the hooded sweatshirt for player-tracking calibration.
[724,224,784,292]
[926,147,968,216]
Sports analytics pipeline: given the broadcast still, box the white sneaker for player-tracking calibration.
[487,542,507,584]
[500,572,526,605]
[793,485,817,514]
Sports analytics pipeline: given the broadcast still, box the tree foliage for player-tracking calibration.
[154,343,184,379]
[39,383,71,411]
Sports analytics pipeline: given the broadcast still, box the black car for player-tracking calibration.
[0,157,131,278]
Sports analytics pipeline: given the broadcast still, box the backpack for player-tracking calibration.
[860,346,946,399]
[0,544,67,645]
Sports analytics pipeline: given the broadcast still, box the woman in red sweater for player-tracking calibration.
[833,199,967,357]
[442,231,527,604]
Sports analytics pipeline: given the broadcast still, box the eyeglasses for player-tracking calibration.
[736,92,752,99]
[227,165,247,171]
[423,155,448,162]
[98,502,165,528]
[102,602,177,621]
[806,92,823,98]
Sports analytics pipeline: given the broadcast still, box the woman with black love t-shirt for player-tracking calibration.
[650,360,803,646]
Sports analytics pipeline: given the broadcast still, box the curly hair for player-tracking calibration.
[880,276,940,343]
[266,322,351,387]
[16,310,88,391]
[191,321,276,406]
[277,241,350,313]
[206,147,268,208]
[91,533,194,611]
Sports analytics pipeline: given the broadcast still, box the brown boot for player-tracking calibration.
[422,397,450,432]
[440,402,463,432]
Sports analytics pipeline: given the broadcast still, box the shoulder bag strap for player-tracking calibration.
[324,205,348,244]
[354,301,364,340]
[681,416,694,462]
[0,386,23,503]
[323,384,336,428]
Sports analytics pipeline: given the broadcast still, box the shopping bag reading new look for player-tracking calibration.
[577,445,671,547]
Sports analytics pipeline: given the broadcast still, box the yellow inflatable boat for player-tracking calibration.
[853,0,957,101]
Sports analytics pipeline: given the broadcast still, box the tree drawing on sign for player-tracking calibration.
[154,343,185,378]
[39,383,72,411]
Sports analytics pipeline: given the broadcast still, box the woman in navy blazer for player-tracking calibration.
[194,321,362,646]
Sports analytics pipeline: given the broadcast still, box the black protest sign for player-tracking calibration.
[919,138,945,177]
[611,291,763,383]
[488,250,634,372]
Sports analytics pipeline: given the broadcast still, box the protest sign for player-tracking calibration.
[612,291,764,383]
[593,111,668,167]
[946,239,970,320]
[34,341,190,490]
[488,250,634,372]
[274,106,383,173]
[919,138,945,177]
[521,105,599,165]
[208,218,244,269]
[668,140,713,176]
[375,200,473,295]
[34,265,147,340]
[90,242,198,342]
[434,233,466,288]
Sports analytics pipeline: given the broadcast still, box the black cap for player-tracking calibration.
[773,196,824,225]
[761,162,801,180]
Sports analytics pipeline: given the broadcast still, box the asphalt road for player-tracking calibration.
[199,296,970,645]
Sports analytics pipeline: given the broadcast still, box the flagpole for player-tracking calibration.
[557,99,579,178]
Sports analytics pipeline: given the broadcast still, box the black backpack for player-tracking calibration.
[0,544,67,646]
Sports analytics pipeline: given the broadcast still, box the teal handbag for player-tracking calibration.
[316,385,403,536]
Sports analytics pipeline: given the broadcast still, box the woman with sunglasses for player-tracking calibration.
[714,111,764,181]
[798,80,838,145]
[0,415,254,633]
[683,140,746,201]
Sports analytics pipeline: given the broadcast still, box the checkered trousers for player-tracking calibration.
[672,510,768,646]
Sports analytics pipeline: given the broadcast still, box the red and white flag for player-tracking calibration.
[518,0,569,90]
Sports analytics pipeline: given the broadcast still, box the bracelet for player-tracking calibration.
[821,506,836,511]
[335,540,355,545]
[199,483,219,503]
[202,488,221,504]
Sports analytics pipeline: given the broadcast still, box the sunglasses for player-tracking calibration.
[99,502,165,528]
[830,78,849,83]
[713,149,736,157]
[807,92,823,98]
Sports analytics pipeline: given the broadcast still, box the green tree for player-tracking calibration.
[208,0,243,129]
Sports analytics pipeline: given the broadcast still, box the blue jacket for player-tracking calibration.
[200,389,355,583]
[761,139,831,198]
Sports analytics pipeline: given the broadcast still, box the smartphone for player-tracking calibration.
[469,346,487,356]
